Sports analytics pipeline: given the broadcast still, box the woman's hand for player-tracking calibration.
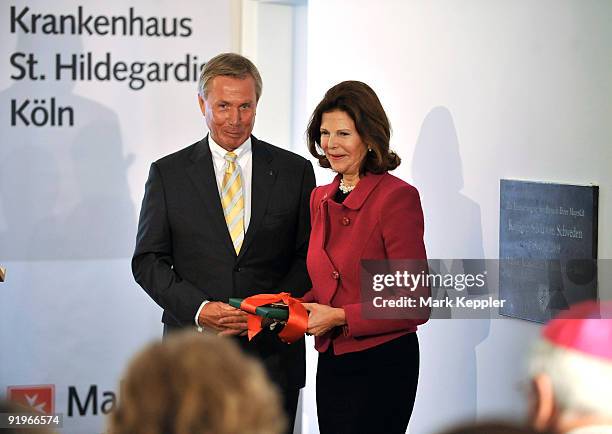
[302,303,346,337]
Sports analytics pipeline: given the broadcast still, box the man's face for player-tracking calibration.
[198,75,257,151]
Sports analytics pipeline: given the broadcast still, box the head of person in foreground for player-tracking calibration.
[527,300,612,433]
[107,331,285,434]
[438,420,552,434]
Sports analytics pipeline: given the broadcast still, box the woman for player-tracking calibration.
[302,81,429,434]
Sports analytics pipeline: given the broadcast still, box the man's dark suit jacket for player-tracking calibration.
[132,135,315,389]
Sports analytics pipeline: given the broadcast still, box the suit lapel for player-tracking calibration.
[238,136,275,260]
[186,136,236,256]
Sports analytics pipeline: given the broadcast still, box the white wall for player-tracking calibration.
[302,1,612,433]
[241,0,309,150]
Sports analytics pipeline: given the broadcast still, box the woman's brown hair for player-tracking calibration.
[307,80,400,174]
[107,332,285,434]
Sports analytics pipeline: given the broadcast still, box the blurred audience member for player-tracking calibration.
[438,421,551,434]
[528,300,612,434]
[107,331,285,434]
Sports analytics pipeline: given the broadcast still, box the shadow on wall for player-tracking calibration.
[0,33,135,260]
[0,33,152,434]
[409,106,491,434]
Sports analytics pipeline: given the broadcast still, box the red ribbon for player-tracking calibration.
[240,293,308,344]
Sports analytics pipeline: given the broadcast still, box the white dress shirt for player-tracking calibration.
[195,134,253,327]
[208,135,253,230]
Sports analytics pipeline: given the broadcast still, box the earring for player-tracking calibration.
[368,147,372,152]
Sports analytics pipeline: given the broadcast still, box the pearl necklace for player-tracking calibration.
[339,178,356,193]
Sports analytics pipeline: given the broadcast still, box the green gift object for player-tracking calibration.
[229,298,289,321]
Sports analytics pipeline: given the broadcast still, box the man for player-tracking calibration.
[528,300,612,434]
[132,53,315,433]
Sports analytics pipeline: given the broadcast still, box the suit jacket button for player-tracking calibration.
[331,270,340,280]
[235,267,242,272]
[341,216,351,226]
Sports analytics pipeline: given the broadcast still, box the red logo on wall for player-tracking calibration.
[7,385,55,414]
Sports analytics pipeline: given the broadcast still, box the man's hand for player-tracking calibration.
[303,303,346,337]
[198,302,248,336]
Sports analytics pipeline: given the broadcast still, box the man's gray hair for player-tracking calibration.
[529,338,612,418]
[198,52,263,101]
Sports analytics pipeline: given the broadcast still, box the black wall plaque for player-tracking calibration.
[499,180,598,323]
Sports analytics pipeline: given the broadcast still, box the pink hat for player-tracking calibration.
[542,300,612,362]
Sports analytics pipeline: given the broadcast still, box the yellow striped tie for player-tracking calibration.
[221,152,244,254]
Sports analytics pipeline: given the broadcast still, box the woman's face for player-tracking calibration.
[320,110,368,178]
